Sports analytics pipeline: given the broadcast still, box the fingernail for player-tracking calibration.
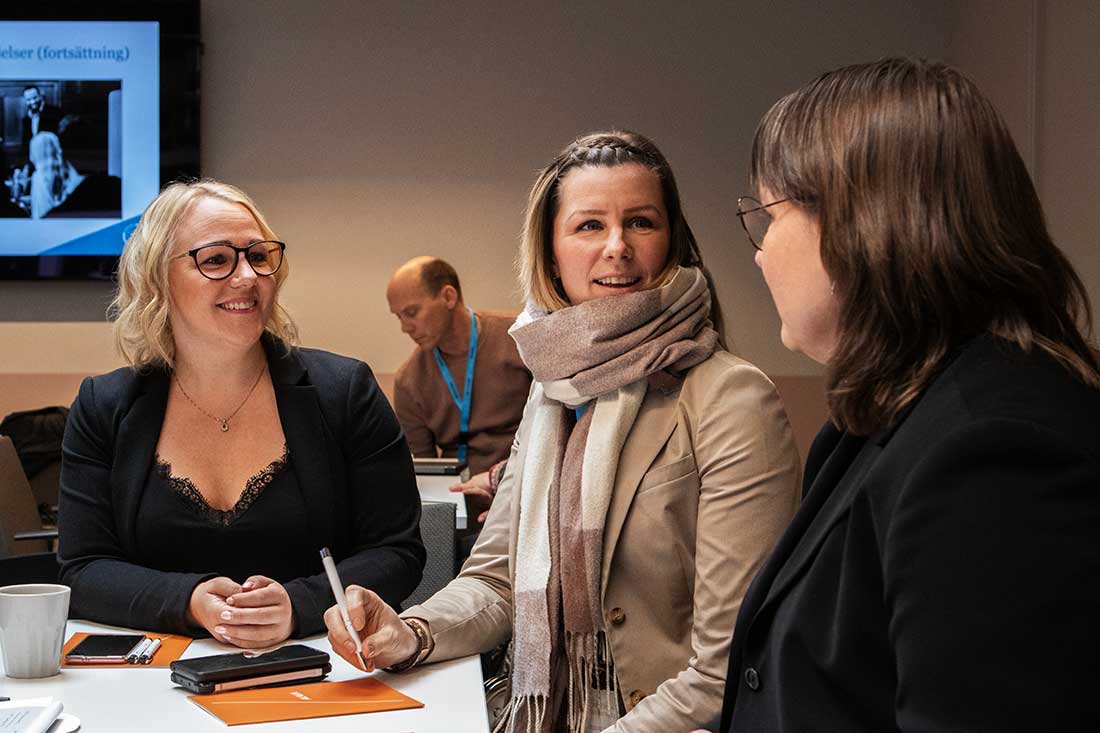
[215,626,227,635]
[220,611,232,621]
[242,581,255,589]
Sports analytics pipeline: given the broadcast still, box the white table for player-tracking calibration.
[0,621,489,732]
[416,474,469,530]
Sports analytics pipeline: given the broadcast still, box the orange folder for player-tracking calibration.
[61,631,192,668]
[188,676,424,726]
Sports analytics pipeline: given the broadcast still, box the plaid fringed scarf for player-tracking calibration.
[499,267,717,733]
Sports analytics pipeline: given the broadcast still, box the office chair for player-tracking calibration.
[403,500,456,609]
[0,436,54,557]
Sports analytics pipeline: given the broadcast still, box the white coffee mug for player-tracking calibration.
[0,583,70,678]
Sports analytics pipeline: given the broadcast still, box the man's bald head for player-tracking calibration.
[388,256,463,301]
[387,257,463,351]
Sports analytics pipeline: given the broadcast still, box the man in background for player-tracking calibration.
[386,256,531,525]
[21,86,62,158]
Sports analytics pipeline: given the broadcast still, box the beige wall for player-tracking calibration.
[1036,2,1100,313]
[942,1,1100,334]
[1,0,948,380]
[3,1,1097,444]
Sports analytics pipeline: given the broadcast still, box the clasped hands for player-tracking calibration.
[188,575,295,648]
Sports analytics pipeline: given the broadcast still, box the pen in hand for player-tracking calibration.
[320,547,371,671]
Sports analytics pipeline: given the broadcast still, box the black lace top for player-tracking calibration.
[134,446,315,584]
[155,447,290,526]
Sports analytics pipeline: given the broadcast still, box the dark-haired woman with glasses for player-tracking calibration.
[714,58,1100,732]
[59,179,425,648]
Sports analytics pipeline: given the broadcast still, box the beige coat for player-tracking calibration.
[403,350,801,732]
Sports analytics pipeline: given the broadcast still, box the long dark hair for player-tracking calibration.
[751,58,1099,434]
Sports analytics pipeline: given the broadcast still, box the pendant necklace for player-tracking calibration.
[174,363,266,433]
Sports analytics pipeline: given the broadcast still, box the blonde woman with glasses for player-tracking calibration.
[59,179,425,648]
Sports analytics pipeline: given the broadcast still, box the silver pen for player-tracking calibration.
[320,547,371,670]
[139,637,163,664]
[127,637,152,664]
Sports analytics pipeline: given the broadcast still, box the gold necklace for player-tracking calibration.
[173,364,266,433]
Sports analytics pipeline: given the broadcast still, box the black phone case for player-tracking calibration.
[169,644,331,684]
[169,665,331,695]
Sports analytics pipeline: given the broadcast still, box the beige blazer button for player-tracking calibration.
[608,607,626,625]
[628,689,648,706]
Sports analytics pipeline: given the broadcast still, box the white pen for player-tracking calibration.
[139,637,162,664]
[127,637,152,664]
[320,547,371,670]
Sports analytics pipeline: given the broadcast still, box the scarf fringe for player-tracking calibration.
[496,633,619,733]
[566,631,618,733]
[493,693,547,733]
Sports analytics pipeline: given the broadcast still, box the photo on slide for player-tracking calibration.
[1,80,122,219]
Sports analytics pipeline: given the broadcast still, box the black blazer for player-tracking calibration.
[720,335,1100,732]
[59,337,425,637]
[21,104,62,151]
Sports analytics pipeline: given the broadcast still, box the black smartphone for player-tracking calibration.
[65,634,147,664]
[170,644,331,694]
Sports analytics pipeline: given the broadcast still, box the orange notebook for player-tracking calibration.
[61,631,192,668]
[188,676,424,726]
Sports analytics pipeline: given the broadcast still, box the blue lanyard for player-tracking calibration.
[433,307,478,464]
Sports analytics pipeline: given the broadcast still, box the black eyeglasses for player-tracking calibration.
[736,196,789,251]
[173,240,286,280]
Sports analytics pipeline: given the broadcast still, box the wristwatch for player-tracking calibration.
[488,459,508,496]
[385,617,433,672]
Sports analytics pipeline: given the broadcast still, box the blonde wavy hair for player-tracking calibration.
[110,179,298,369]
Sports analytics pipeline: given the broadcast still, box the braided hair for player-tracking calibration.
[518,130,724,341]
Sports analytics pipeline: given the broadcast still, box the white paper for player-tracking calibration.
[416,473,469,529]
[0,698,63,733]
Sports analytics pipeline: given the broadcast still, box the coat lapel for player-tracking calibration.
[113,367,171,550]
[600,384,679,593]
[265,339,336,546]
[740,358,949,636]
[112,370,170,557]
[750,429,879,624]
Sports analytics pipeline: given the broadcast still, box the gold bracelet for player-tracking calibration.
[385,618,432,672]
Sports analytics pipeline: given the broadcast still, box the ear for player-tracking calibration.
[441,284,459,309]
